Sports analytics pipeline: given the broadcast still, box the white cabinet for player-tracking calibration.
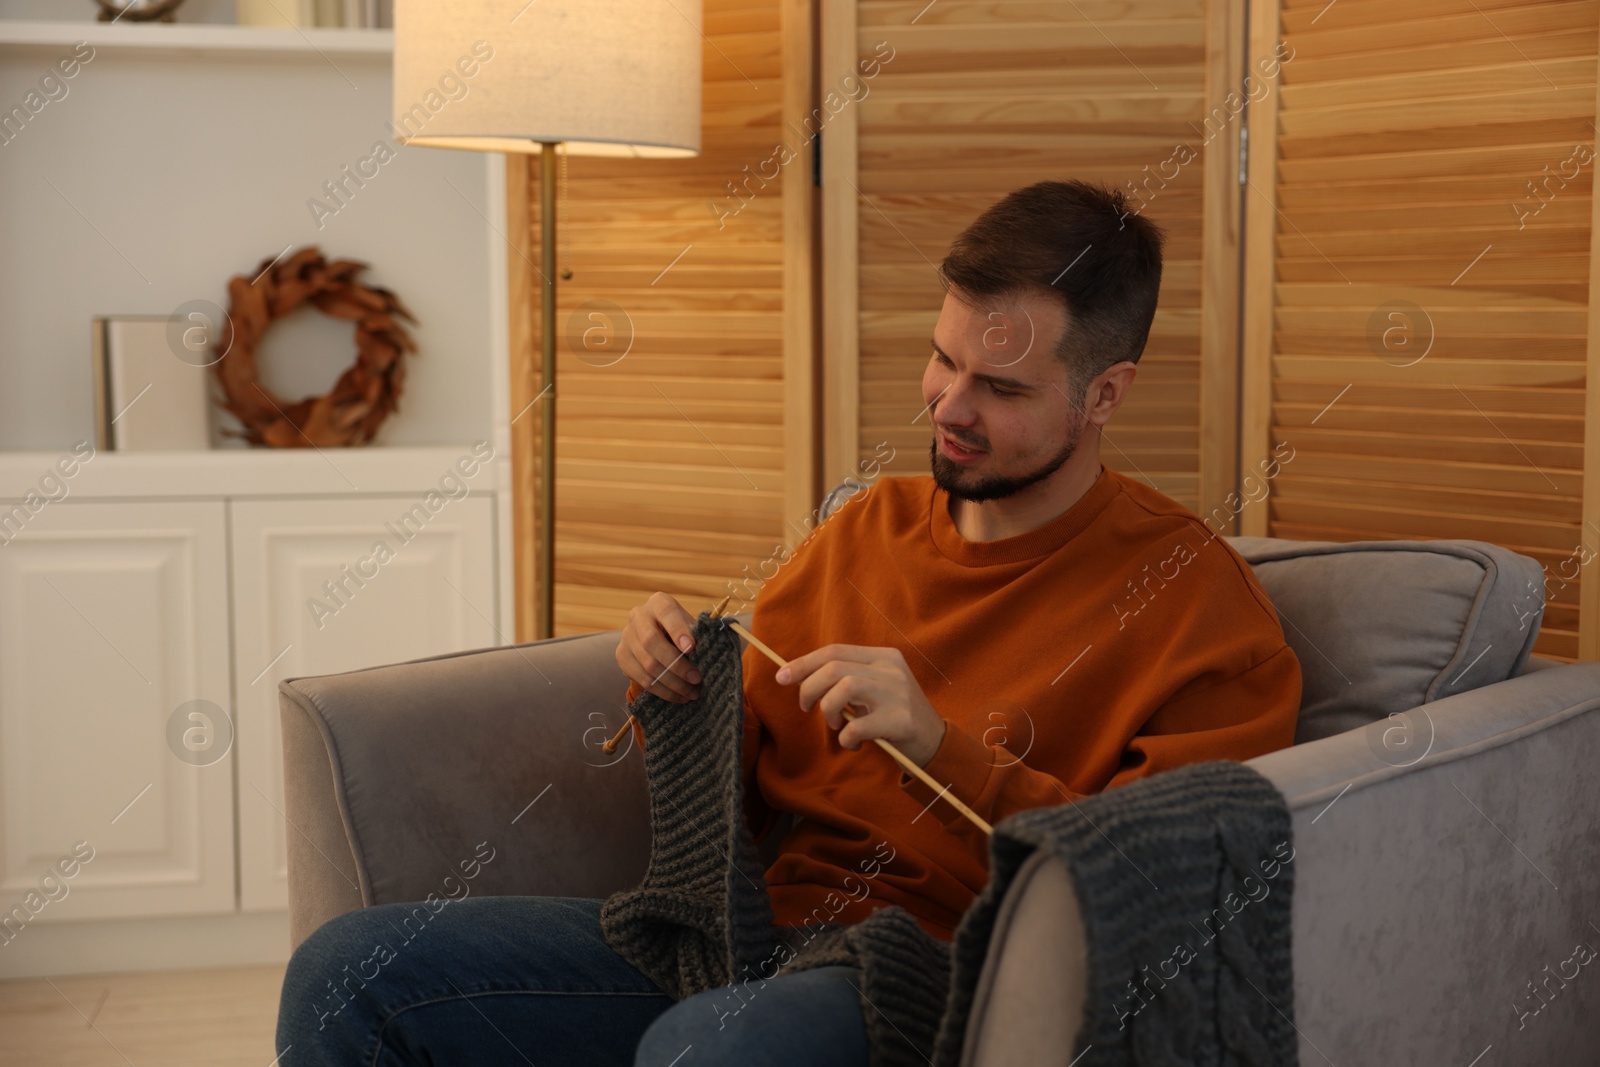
[230,495,498,910]
[0,446,510,976]
[0,501,236,921]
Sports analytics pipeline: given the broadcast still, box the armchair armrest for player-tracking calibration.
[1249,661,1600,1063]
[960,663,1600,1066]
[278,629,652,949]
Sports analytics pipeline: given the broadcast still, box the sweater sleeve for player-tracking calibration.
[625,678,648,752]
[1108,643,1301,788]
[897,642,1303,841]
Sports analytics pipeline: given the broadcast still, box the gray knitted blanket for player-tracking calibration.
[600,612,1300,1067]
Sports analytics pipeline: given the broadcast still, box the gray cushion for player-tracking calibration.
[1226,537,1545,743]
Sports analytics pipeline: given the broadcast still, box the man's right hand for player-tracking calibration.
[617,592,703,704]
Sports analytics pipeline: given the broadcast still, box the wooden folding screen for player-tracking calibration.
[819,0,1245,515]
[508,0,818,638]
[510,0,1251,637]
[509,0,1600,661]
[1241,0,1600,660]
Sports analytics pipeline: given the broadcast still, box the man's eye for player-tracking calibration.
[935,351,1017,396]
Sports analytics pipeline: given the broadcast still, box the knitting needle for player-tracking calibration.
[723,618,993,837]
[602,595,735,754]
[603,601,995,839]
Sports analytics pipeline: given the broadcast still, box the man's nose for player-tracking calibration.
[932,377,982,421]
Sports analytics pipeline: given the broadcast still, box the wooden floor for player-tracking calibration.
[0,964,286,1067]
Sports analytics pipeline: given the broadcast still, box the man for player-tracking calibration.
[620,178,1300,944]
[277,180,1301,1067]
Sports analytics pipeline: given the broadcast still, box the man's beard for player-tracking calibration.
[930,412,1085,503]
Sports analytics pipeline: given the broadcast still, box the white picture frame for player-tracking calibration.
[91,316,215,452]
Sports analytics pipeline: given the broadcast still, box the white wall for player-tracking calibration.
[0,22,494,451]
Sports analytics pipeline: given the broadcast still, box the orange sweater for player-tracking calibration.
[623,462,1301,942]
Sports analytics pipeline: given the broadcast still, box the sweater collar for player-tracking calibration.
[928,461,1118,566]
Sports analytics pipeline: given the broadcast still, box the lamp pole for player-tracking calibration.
[392,1,701,644]
[538,141,557,639]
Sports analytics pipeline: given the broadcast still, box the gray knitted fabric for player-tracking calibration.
[597,610,783,999]
[931,762,1301,1067]
[600,612,1300,1067]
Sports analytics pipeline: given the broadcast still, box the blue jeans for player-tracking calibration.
[275,895,871,1066]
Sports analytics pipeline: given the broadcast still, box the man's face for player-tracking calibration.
[921,288,1086,503]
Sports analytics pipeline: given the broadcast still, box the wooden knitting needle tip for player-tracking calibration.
[724,619,994,838]
[601,717,631,754]
[602,595,735,754]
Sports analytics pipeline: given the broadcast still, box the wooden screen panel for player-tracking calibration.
[1242,0,1599,660]
[511,0,816,638]
[825,0,1238,514]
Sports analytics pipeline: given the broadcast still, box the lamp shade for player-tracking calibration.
[391,0,702,158]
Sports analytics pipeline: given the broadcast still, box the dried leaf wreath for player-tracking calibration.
[211,245,418,448]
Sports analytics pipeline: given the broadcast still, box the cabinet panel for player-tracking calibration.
[230,495,498,911]
[0,501,234,923]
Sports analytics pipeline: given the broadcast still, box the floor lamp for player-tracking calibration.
[393,1,702,638]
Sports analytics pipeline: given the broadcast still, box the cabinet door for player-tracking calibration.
[230,495,498,911]
[0,501,234,924]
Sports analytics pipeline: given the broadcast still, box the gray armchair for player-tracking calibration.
[279,494,1600,1065]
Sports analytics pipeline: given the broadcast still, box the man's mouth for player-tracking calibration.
[940,432,985,461]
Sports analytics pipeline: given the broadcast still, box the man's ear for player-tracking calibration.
[1083,361,1138,425]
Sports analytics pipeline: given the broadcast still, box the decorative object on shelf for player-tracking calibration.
[211,245,417,448]
[393,0,700,638]
[230,0,390,30]
[235,0,312,27]
[91,316,213,451]
[94,0,187,20]
[342,0,392,28]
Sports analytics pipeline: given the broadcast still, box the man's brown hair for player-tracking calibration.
[937,180,1166,403]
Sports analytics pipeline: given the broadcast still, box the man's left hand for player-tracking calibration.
[774,644,947,767]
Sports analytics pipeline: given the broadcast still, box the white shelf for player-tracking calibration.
[0,19,392,55]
